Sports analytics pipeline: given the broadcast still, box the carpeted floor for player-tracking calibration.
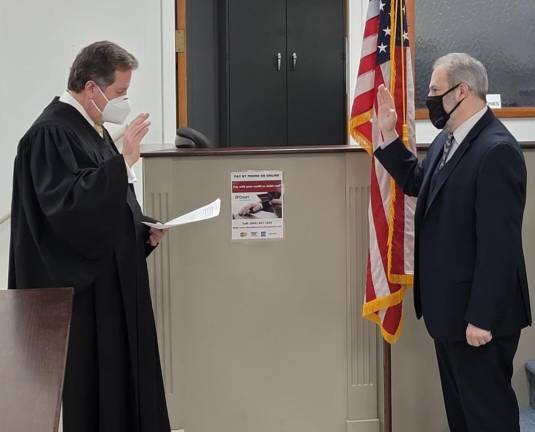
[521,361,535,432]
[521,407,535,432]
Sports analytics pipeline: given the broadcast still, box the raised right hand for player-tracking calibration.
[377,84,399,143]
[123,113,151,167]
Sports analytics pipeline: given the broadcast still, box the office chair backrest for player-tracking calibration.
[175,128,212,148]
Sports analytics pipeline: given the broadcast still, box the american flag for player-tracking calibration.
[350,0,416,343]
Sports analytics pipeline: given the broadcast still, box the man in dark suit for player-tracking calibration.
[374,53,531,431]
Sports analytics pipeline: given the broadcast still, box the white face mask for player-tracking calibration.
[92,86,131,124]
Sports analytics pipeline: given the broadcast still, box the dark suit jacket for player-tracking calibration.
[374,109,531,341]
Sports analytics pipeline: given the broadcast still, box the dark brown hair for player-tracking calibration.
[67,41,138,92]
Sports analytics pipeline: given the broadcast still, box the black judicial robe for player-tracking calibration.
[8,98,170,432]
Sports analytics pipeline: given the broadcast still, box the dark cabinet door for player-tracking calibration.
[286,0,346,145]
[227,0,287,146]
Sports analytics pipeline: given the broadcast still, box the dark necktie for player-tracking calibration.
[438,133,455,171]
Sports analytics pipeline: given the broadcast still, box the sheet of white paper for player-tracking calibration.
[142,198,221,229]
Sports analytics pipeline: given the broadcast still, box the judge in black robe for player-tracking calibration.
[9,84,170,430]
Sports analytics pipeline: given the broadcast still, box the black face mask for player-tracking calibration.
[426,83,464,129]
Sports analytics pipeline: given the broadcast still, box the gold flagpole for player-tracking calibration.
[384,1,401,431]
[400,0,408,146]
[384,341,392,432]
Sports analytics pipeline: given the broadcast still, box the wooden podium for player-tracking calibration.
[0,288,73,432]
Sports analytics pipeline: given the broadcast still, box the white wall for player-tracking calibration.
[0,0,176,288]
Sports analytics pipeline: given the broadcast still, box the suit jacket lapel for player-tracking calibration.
[414,133,446,224]
[424,109,495,217]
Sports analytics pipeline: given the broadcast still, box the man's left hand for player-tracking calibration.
[148,228,167,247]
[466,323,492,347]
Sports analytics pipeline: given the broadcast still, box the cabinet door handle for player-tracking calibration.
[277,53,282,71]
[292,52,298,70]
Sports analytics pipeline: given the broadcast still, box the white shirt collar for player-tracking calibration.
[59,90,96,128]
[451,106,488,145]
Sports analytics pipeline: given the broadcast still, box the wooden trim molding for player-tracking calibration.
[176,0,188,127]
[142,144,365,158]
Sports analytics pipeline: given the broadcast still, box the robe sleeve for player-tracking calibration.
[141,215,159,257]
[24,124,128,259]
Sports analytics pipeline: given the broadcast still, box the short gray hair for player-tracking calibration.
[68,41,138,92]
[433,53,488,100]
